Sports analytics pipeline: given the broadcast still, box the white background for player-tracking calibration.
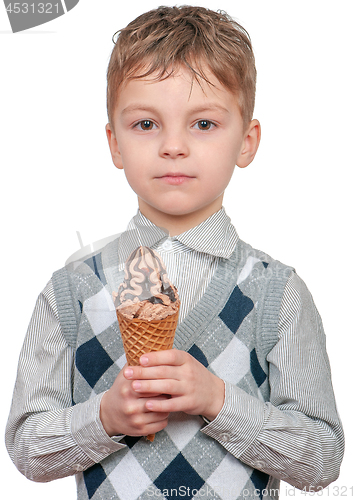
[1,1,356,498]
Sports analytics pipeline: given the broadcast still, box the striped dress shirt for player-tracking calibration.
[5,208,343,488]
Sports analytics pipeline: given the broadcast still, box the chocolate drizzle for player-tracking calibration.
[114,246,177,309]
[146,284,177,305]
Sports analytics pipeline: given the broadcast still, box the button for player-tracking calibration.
[220,433,230,442]
[162,239,173,251]
[73,464,84,472]
[98,446,110,454]
[253,460,266,470]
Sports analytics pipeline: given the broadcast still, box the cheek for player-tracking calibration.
[123,168,145,192]
[204,157,236,186]
[118,146,145,175]
[205,137,240,165]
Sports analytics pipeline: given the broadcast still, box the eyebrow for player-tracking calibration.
[188,104,229,115]
[121,103,229,116]
[121,105,158,116]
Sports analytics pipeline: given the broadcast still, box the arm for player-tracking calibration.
[202,272,344,489]
[127,272,344,490]
[5,281,125,482]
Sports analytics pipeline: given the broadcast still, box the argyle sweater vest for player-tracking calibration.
[52,237,293,500]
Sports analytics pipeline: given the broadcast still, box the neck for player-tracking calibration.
[138,201,223,236]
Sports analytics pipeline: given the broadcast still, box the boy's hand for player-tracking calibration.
[100,365,170,438]
[123,350,225,422]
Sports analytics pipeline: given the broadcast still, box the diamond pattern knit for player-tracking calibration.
[52,237,292,500]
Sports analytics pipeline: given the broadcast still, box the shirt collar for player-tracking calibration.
[128,208,239,259]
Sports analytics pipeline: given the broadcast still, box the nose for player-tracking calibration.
[158,130,189,159]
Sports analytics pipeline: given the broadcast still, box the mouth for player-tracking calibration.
[156,172,195,186]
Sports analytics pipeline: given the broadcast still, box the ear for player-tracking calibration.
[105,123,124,170]
[236,119,261,169]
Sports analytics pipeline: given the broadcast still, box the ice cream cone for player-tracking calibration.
[117,307,179,442]
[117,308,179,366]
[114,246,180,441]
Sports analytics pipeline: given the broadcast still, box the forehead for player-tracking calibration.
[116,66,240,113]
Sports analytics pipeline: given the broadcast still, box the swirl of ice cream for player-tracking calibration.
[113,246,179,319]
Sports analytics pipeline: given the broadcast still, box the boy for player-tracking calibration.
[5,5,344,500]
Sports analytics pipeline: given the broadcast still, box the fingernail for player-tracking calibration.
[132,381,141,390]
[124,368,133,379]
[140,356,149,365]
[146,401,153,410]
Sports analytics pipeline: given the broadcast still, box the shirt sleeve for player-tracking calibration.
[201,271,344,490]
[5,280,125,483]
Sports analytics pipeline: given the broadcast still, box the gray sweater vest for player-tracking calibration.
[52,237,293,500]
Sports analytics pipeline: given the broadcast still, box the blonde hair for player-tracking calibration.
[107,5,256,128]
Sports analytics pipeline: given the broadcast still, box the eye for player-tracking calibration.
[135,120,156,131]
[194,120,215,131]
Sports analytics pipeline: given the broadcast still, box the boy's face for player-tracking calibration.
[106,67,260,234]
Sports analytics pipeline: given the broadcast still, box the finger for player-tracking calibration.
[139,349,186,367]
[141,411,170,422]
[141,417,170,436]
[146,397,184,414]
[127,411,170,436]
[124,364,179,382]
[124,397,170,419]
[132,379,180,395]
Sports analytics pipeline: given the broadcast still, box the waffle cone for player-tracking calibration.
[117,308,179,366]
[116,307,179,442]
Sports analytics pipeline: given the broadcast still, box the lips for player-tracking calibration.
[156,172,194,185]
